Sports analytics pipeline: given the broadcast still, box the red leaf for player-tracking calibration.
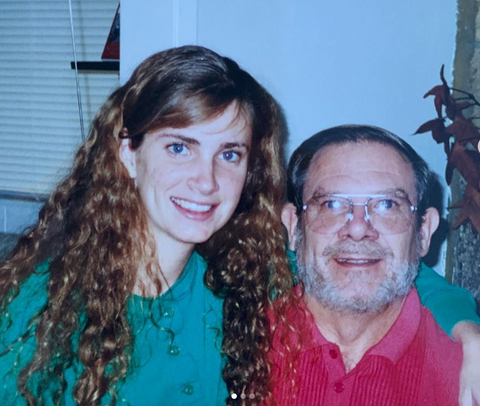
[439,65,459,120]
[447,117,480,144]
[465,184,480,204]
[465,188,480,233]
[451,205,469,228]
[423,84,444,99]
[415,119,440,135]
[423,66,456,119]
[448,144,480,190]
[468,206,480,234]
[414,118,449,145]
[424,85,447,119]
[415,118,450,148]
[455,102,473,113]
[445,102,458,121]
[450,187,480,233]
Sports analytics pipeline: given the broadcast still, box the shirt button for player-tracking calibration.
[163,307,174,317]
[167,345,180,356]
[329,349,338,359]
[182,384,194,395]
[334,382,345,393]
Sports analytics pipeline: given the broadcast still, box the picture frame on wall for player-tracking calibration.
[101,4,120,60]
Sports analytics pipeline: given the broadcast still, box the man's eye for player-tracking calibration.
[220,150,240,162]
[323,200,345,211]
[167,143,188,155]
[376,199,396,212]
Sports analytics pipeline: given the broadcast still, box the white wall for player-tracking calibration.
[121,0,198,81]
[121,0,457,271]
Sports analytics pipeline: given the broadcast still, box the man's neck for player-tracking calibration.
[305,294,406,372]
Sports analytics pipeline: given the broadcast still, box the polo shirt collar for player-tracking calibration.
[366,289,421,363]
[302,288,422,365]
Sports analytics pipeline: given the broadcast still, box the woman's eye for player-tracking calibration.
[220,150,240,162]
[167,143,188,155]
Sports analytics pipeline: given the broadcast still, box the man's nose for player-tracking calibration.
[187,159,219,195]
[338,204,379,241]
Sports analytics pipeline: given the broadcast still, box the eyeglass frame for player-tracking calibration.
[302,193,418,234]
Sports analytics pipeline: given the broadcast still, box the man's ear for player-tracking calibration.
[419,207,440,256]
[118,138,137,179]
[282,203,300,252]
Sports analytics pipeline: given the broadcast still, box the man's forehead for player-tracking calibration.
[304,142,417,199]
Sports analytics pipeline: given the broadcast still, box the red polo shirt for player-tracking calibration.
[269,289,462,406]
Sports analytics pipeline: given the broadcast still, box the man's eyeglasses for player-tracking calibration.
[302,193,417,235]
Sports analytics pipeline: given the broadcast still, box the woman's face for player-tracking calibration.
[120,103,252,252]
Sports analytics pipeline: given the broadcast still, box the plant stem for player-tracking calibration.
[451,87,480,107]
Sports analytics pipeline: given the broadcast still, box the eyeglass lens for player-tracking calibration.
[304,195,415,235]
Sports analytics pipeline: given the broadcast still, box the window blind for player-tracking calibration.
[0,0,120,195]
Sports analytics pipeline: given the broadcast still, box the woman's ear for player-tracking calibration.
[119,138,137,179]
[282,203,300,252]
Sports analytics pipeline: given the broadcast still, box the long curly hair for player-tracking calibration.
[0,45,295,405]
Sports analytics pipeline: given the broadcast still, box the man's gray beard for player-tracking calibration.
[296,231,421,315]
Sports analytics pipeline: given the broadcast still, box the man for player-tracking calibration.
[270,125,464,405]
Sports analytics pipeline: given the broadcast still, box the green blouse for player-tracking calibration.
[0,252,226,406]
[0,253,478,405]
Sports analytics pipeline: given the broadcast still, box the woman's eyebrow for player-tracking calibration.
[156,133,250,151]
[157,133,200,145]
[221,142,250,151]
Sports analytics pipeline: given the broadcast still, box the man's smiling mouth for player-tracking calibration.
[335,258,381,265]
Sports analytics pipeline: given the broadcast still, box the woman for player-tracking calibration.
[0,45,478,406]
[0,45,294,405]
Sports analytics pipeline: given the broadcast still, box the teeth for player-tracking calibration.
[337,259,377,264]
[171,197,213,212]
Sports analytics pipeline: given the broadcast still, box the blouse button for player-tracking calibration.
[167,345,180,356]
[182,384,195,395]
[334,381,345,393]
[163,307,174,317]
[329,349,338,359]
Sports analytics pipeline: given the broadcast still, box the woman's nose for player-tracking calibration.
[187,159,219,195]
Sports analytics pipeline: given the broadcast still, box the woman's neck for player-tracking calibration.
[133,237,195,297]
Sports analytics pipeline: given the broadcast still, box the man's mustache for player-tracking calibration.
[322,241,393,258]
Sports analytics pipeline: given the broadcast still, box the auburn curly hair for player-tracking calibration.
[0,45,295,405]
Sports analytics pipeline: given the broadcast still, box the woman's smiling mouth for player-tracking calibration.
[171,197,215,213]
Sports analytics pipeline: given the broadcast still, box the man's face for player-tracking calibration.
[288,142,438,313]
